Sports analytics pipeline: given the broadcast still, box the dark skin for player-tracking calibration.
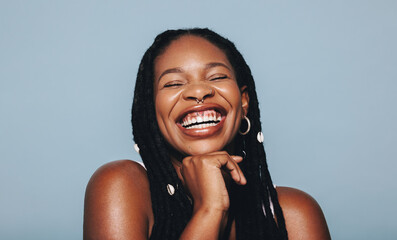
[84,160,330,240]
[84,36,331,240]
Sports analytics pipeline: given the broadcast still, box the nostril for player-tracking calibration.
[187,96,197,101]
[203,88,214,98]
[182,85,214,102]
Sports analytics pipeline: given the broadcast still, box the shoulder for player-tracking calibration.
[84,160,153,240]
[85,160,150,203]
[276,186,331,240]
[87,160,148,189]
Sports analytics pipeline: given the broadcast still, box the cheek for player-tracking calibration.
[154,94,169,130]
[154,94,170,141]
[154,90,180,123]
[216,82,243,109]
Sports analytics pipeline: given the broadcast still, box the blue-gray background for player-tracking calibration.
[1,1,396,239]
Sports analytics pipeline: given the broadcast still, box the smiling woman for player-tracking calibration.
[83,28,331,240]
[154,35,246,156]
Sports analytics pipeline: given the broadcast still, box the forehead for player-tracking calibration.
[154,35,231,71]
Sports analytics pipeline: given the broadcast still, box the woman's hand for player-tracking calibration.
[178,151,247,213]
[174,151,246,240]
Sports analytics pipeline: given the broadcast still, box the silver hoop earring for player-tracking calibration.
[239,116,251,135]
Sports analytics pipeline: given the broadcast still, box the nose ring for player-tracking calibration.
[194,89,213,104]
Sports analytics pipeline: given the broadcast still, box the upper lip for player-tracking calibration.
[176,103,227,124]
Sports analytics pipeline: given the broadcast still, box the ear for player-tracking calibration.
[240,86,249,117]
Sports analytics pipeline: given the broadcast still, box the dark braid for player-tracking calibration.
[132,28,288,240]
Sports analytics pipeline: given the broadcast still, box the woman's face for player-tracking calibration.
[154,35,249,156]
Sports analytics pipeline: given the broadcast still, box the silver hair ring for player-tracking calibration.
[134,144,140,153]
[167,184,175,196]
[257,132,264,143]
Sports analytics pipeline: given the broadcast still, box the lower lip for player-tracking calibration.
[177,117,225,138]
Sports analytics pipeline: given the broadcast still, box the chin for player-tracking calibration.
[188,148,217,156]
[181,140,230,156]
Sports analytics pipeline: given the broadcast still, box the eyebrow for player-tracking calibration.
[204,62,232,71]
[157,67,184,82]
[157,62,232,82]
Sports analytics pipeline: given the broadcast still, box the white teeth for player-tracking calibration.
[181,110,222,128]
[197,116,203,123]
[186,122,217,129]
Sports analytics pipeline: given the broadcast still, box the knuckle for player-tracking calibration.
[189,156,200,164]
[182,157,192,166]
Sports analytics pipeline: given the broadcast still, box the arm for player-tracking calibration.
[277,187,331,240]
[175,151,246,240]
[83,153,245,240]
[83,160,153,240]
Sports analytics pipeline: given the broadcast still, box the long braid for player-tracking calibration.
[209,27,288,239]
[132,36,192,239]
[132,28,288,239]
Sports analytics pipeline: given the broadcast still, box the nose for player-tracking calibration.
[182,83,214,103]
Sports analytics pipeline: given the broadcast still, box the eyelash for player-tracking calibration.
[210,75,228,81]
[163,82,183,88]
[162,75,229,88]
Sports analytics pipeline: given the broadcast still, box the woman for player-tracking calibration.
[84,28,330,240]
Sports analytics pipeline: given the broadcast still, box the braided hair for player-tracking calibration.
[132,28,288,240]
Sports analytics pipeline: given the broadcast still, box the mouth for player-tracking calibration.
[180,109,223,129]
[176,104,227,131]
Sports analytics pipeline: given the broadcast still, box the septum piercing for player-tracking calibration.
[195,89,213,104]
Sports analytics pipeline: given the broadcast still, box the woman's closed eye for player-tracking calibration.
[163,81,184,88]
[209,74,229,81]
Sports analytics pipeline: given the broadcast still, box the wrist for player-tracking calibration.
[193,204,227,218]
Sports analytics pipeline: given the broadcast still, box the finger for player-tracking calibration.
[221,157,247,185]
[231,155,243,163]
[205,152,243,163]
[208,151,229,155]
[230,156,246,184]
[211,154,246,185]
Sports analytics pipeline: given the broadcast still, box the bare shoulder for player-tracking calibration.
[86,160,149,191]
[276,186,331,240]
[84,160,153,240]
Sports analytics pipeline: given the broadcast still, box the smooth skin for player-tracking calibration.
[84,36,331,240]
